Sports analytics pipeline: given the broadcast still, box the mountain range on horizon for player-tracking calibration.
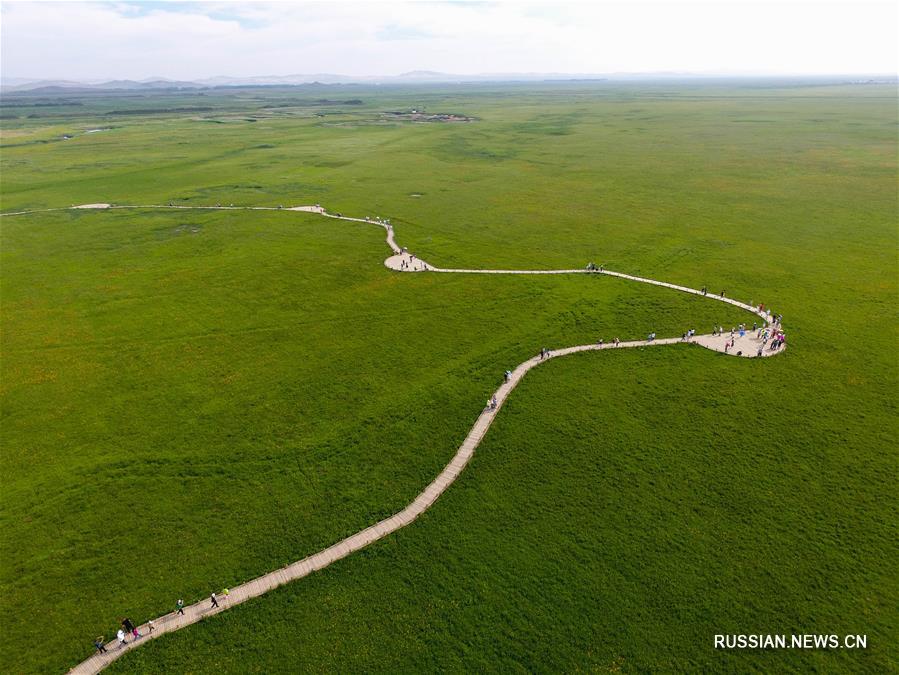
[2,70,894,93]
[1,71,614,92]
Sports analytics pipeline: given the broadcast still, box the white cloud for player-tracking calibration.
[0,0,896,80]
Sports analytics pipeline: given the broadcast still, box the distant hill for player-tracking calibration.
[2,77,203,93]
[1,71,614,93]
[3,71,893,94]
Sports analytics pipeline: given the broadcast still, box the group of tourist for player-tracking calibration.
[757,306,783,327]
[760,328,787,351]
[94,616,149,654]
[398,258,427,271]
[397,249,428,271]
[712,317,787,356]
[91,590,230,655]
[585,262,604,272]
[713,322,756,338]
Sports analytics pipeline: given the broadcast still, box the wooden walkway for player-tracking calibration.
[2,203,785,673]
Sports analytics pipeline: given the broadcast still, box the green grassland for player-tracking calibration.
[1,81,896,673]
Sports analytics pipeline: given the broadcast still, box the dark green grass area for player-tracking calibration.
[1,81,897,672]
[109,347,897,673]
[1,209,749,673]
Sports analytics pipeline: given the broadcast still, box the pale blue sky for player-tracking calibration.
[1,1,896,81]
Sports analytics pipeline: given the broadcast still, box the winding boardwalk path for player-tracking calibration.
[2,203,786,673]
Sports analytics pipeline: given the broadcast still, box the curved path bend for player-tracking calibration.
[2,203,785,673]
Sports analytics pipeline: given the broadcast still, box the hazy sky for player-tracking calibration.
[1,0,896,81]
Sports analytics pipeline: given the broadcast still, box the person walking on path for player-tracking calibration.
[94,636,108,654]
[147,618,154,634]
[122,618,135,634]
[211,592,219,608]
[117,629,126,649]
[223,588,230,601]
[176,598,185,615]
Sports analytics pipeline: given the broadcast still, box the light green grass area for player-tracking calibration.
[1,81,896,673]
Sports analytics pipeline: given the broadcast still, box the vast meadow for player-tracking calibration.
[1,80,896,673]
